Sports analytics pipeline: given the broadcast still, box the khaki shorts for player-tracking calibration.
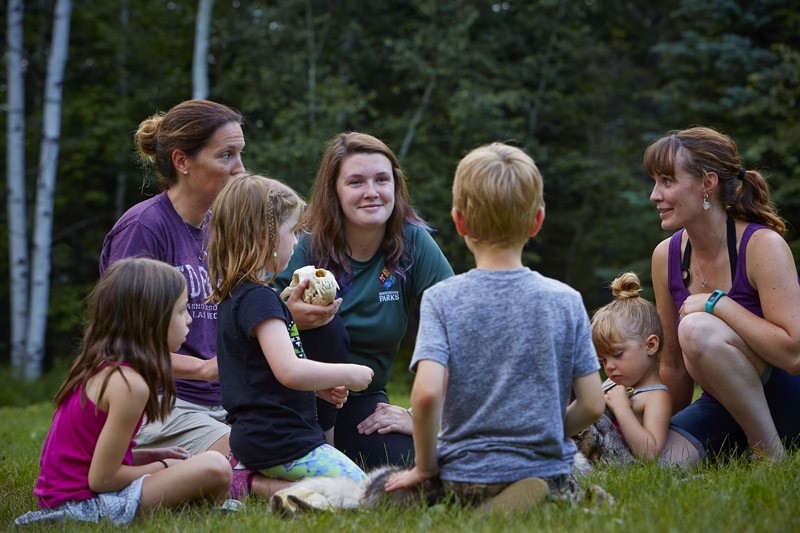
[134,397,230,456]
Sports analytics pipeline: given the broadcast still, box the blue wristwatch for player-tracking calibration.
[705,289,727,314]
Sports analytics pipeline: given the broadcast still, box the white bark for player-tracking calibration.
[6,0,28,374]
[115,0,130,218]
[25,0,73,381]
[192,0,214,100]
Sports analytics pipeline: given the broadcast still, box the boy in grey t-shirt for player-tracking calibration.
[385,143,604,511]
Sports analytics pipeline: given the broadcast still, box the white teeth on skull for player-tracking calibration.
[279,266,339,305]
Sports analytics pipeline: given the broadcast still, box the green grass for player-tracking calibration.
[2,367,799,531]
[3,400,799,531]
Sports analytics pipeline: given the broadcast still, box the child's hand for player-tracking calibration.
[316,386,349,408]
[604,384,631,413]
[384,465,438,492]
[346,364,374,391]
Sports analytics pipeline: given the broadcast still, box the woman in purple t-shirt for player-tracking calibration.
[646,126,800,465]
[99,100,288,499]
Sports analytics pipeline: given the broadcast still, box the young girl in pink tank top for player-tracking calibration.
[16,258,233,526]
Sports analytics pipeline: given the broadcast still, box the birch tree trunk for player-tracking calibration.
[114,0,130,219]
[6,0,28,375]
[192,0,213,100]
[24,0,72,381]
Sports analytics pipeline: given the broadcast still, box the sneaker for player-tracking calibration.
[228,453,255,500]
[217,498,243,514]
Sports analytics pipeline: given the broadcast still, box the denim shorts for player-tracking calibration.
[670,365,800,460]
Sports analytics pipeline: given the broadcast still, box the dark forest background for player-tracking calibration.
[2,0,799,371]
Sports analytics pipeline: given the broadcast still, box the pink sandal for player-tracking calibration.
[228,453,255,500]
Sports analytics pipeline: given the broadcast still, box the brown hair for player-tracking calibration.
[591,272,663,359]
[453,142,543,247]
[135,99,243,190]
[208,172,305,303]
[643,126,785,235]
[303,132,428,283]
[54,258,184,422]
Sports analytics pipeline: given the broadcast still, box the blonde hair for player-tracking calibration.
[591,272,663,359]
[208,173,305,303]
[452,143,543,247]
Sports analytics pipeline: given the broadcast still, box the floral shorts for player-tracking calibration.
[259,443,366,482]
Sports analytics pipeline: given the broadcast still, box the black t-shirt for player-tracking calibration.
[216,281,325,470]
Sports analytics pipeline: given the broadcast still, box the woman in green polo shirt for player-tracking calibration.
[275,132,453,469]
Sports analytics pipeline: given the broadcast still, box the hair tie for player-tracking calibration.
[737,168,746,180]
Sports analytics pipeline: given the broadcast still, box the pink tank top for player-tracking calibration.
[34,365,142,509]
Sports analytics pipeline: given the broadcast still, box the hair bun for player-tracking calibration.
[610,272,642,300]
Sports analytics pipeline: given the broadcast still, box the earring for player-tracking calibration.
[273,250,278,257]
[702,191,711,210]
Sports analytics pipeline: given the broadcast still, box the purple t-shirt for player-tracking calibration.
[34,372,141,509]
[99,192,220,405]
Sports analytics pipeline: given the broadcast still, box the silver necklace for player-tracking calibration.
[182,218,209,263]
[696,262,708,289]
[694,226,725,289]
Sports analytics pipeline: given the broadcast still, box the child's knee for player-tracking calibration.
[197,450,233,487]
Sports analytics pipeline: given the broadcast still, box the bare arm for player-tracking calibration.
[385,360,445,492]
[254,318,373,391]
[131,447,190,465]
[606,386,671,460]
[170,353,218,381]
[716,231,800,374]
[652,239,694,411]
[564,371,604,438]
[88,369,171,493]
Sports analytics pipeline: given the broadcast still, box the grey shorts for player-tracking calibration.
[135,397,230,455]
[15,475,148,526]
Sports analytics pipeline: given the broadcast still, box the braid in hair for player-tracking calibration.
[267,188,278,259]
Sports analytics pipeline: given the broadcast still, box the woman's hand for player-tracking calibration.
[357,402,413,436]
[285,279,342,330]
[316,386,349,408]
[678,293,712,320]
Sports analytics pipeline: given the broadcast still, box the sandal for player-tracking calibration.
[228,453,255,500]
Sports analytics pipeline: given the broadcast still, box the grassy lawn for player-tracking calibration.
[1,368,798,531]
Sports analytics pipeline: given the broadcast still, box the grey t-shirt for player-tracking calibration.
[411,268,599,483]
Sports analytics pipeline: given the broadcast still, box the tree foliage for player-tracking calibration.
[2,0,798,365]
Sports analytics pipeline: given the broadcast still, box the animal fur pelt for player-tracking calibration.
[269,465,445,516]
[572,412,635,467]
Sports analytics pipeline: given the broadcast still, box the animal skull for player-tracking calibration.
[279,266,339,305]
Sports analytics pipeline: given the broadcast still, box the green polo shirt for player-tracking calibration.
[275,223,453,393]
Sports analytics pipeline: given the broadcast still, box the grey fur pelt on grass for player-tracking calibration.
[572,412,635,467]
[269,465,444,515]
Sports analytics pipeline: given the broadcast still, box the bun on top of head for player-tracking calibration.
[591,271,663,357]
[609,271,643,301]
